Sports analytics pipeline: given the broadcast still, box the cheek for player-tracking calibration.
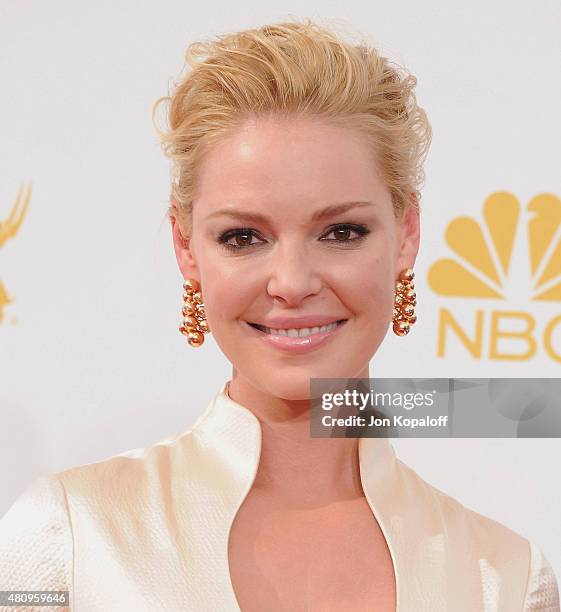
[337,256,394,315]
[350,281,394,328]
[202,272,255,330]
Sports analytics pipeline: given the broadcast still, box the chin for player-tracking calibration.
[231,367,315,401]
[247,364,361,401]
[264,381,319,401]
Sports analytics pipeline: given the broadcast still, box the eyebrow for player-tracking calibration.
[205,201,374,224]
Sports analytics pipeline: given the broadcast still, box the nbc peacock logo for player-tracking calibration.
[0,183,31,325]
[428,191,561,363]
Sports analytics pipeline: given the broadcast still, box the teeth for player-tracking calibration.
[261,321,341,337]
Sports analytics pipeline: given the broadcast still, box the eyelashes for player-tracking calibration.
[217,223,371,253]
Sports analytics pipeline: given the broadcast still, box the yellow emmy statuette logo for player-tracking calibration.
[428,191,561,362]
[1,183,31,325]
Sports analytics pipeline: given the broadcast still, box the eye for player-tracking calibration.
[217,228,265,252]
[320,223,371,243]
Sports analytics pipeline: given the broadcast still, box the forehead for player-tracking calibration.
[194,115,391,218]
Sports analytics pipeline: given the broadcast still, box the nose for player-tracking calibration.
[266,240,323,306]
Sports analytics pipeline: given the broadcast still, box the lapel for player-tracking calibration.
[189,381,528,612]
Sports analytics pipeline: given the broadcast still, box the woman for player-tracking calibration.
[1,19,558,612]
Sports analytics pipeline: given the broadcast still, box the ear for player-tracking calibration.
[170,211,200,283]
[395,194,421,273]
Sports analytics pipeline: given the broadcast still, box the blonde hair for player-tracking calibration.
[152,18,432,236]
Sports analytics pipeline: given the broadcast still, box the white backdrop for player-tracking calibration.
[1,0,560,579]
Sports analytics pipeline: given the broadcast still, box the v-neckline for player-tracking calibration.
[194,380,401,611]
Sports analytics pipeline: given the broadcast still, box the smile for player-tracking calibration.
[245,319,348,354]
[249,320,346,337]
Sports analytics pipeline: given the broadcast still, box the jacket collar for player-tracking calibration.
[192,380,403,606]
[188,381,530,611]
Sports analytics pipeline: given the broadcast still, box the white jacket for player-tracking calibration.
[0,381,559,611]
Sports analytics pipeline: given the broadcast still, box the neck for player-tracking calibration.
[227,368,370,509]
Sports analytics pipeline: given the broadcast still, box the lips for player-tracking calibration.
[244,319,348,354]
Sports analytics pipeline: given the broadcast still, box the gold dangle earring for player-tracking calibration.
[179,279,211,347]
[392,268,417,336]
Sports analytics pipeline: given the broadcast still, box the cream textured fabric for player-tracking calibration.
[1,380,559,611]
[524,542,560,611]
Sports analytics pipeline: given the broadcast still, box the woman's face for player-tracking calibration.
[172,115,419,399]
